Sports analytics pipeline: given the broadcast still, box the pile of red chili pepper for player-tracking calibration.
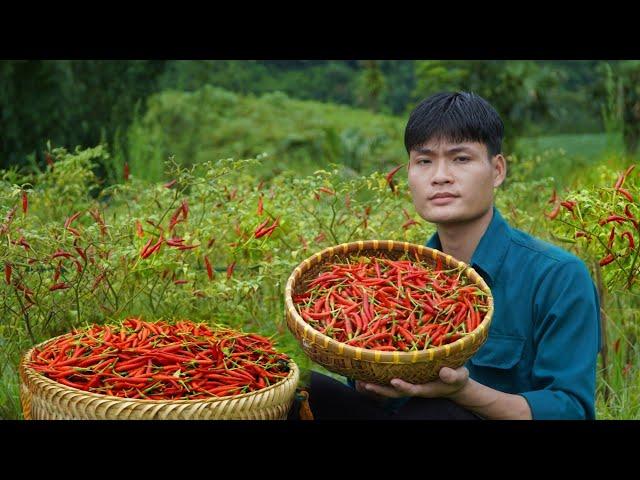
[293,254,489,351]
[27,319,291,400]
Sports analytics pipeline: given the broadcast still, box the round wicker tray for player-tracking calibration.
[285,240,494,385]
[19,340,299,420]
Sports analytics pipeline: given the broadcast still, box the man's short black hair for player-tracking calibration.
[404,91,504,157]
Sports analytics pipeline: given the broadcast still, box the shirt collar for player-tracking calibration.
[425,206,510,287]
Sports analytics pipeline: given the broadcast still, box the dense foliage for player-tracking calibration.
[1,60,626,174]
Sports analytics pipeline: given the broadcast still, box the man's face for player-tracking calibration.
[407,139,506,225]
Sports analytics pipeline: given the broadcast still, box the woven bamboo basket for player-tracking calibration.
[285,240,494,385]
[19,340,299,420]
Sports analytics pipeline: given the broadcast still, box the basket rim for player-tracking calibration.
[20,340,299,405]
[284,239,494,364]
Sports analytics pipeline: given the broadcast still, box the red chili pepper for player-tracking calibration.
[599,254,615,267]
[164,179,177,189]
[255,218,279,239]
[545,204,560,220]
[181,200,189,220]
[49,282,71,291]
[608,226,616,249]
[22,191,28,215]
[168,206,184,231]
[5,263,11,285]
[614,165,637,190]
[625,204,636,220]
[141,236,164,259]
[139,238,153,258]
[622,231,635,250]
[255,224,278,239]
[175,243,199,251]
[92,272,106,289]
[64,212,82,230]
[204,255,214,280]
[617,187,634,203]
[45,152,54,169]
[227,261,236,279]
[166,237,185,247]
[560,200,576,213]
[67,227,81,237]
[52,250,73,260]
[15,236,30,251]
[257,196,263,216]
[614,173,624,190]
[254,218,269,235]
[15,283,34,295]
[74,246,87,262]
[599,215,628,226]
[89,209,107,236]
[124,163,130,181]
[318,187,335,196]
[402,219,419,230]
[624,164,636,178]
[385,164,404,192]
[53,262,62,283]
[548,188,557,204]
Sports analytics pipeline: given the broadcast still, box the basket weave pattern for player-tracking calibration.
[19,342,299,420]
[285,240,494,384]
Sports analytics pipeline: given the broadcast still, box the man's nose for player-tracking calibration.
[431,161,453,184]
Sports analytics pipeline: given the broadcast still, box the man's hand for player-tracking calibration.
[358,366,470,400]
[356,367,533,419]
[355,379,391,405]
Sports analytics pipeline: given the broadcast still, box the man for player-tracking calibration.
[293,91,600,420]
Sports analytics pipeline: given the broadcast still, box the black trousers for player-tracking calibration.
[289,371,482,420]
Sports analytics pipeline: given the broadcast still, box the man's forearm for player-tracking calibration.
[448,378,533,420]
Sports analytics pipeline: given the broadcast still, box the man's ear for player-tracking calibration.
[492,154,507,188]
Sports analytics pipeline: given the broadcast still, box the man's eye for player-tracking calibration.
[455,156,470,162]
[417,158,431,164]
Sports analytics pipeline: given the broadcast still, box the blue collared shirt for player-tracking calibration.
[348,206,600,419]
[424,206,601,420]
[348,207,602,420]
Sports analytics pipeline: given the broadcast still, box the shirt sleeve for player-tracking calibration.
[519,259,600,420]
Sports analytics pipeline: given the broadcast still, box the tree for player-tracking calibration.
[0,60,167,171]
[411,60,470,104]
[354,60,388,112]
[411,60,561,154]
[613,61,640,156]
[471,61,561,154]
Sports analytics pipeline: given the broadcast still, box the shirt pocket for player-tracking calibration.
[469,333,526,369]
